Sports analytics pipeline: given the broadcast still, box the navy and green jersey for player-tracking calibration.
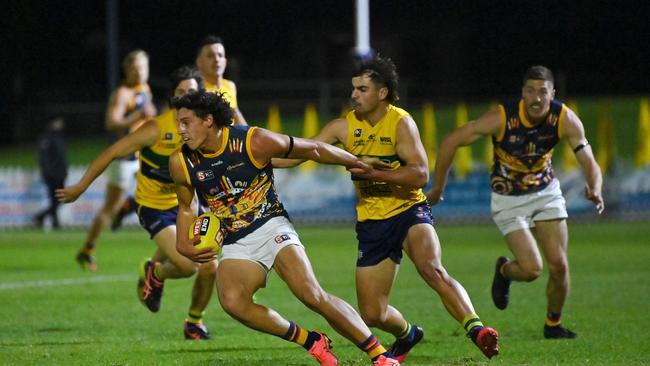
[491,99,567,195]
[177,125,288,244]
[134,109,183,210]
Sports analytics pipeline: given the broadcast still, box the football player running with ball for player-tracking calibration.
[169,89,401,366]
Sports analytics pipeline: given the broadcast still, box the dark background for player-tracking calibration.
[1,0,648,143]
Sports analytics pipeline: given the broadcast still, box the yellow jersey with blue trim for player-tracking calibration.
[345,105,427,221]
[205,79,238,108]
[134,109,184,210]
[491,99,566,195]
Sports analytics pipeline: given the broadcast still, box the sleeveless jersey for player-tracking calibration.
[134,109,184,210]
[205,79,239,108]
[345,105,427,221]
[110,83,152,160]
[491,99,566,195]
[177,126,288,244]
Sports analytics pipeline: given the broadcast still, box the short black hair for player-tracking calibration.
[523,65,554,86]
[197,35,224,56]
[171,89,234,127]
[353,55,399,103]
[168,65,204,99]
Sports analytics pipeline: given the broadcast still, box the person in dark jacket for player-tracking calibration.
[34,117,68,229]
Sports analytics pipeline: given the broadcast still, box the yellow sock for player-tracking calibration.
[357,335,387,360]
[153,264,163,281]
[463,314,484,333]
[396,322,412,340]
[187,310,205,324]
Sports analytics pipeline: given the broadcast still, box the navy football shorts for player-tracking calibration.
[355,201,434,267]
[137,204,178,238]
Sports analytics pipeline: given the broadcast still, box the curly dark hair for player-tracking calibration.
[353,55,399,103]
[171,90,234,127]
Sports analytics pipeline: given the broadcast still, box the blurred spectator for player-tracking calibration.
[34,117,68,229]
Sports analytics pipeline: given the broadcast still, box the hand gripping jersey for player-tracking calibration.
[135,109,184,210]
[177,125,288,244]
[345,105,427,221]
[491,99,566,195]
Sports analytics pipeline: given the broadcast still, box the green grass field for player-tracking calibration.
[1,222,649,365]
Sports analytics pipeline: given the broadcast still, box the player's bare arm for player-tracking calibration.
[561,107,604,213]
[169,153,216,263]
[426,109,502,205]
[105,87,155,131]
[254,126,370,172]
[271,117,348,168]
[56,120,160,203]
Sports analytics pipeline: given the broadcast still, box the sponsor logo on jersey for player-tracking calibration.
[227,162,245,171]
[274,234,290,244]
[380,136,392,144]
[196,170,215,181]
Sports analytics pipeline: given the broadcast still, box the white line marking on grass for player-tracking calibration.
[0,274,133,291]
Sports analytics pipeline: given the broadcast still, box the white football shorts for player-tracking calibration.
[220,216,304,272]
[106,158,139,191]
[491,178,568,235]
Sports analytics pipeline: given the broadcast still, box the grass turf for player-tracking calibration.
[0,221,648,365]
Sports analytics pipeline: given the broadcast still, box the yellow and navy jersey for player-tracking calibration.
[345,105,427,222]
[491,99,566,195]
[205,79,238,109]
[177,125,288,244]
[134,109,183,210]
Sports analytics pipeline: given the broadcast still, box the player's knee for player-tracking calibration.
[218,290,248,318]
[417,262,449,287]
[176,262,198,277]
[520,263,543,281]
[360,308,386,327]
[547,259,568,279]
[296,286,328,311]
[198,261,218,277]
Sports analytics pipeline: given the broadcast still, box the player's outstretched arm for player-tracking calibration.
[169,153,217,263]
[426,109,501,205]
[253,126,370,172]
[562,108,604,214]
[56,120,159,203]
[271,118,347,168]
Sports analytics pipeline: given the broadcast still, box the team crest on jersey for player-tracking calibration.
[196,170,215,181]
[274,234,290,244]
[354,129,362,137]
[164,132,173,140]
[509,135,523,144]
